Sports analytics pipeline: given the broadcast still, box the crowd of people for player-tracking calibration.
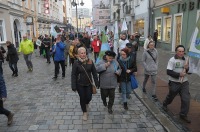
[0,28,191,124]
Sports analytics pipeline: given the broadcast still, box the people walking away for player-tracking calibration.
[43,34,51,63]
[118,48,137,110]
[71,47,99,121]
[19,35,34,72]
[142,41,158,101]
[162,45,191,123]
[143,35,153,50]
[0,45,6,74]
[96,51,121,114]
[6,41,19,77]
[92,35,101,62]
[153,29,158,48]
[52,35,66,80]
[0,73,14,125]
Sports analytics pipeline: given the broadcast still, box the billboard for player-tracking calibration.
[92,0,110,26]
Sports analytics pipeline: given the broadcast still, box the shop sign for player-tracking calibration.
[178,0,200,13]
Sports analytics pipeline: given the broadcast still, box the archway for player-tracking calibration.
[13,19,21,48]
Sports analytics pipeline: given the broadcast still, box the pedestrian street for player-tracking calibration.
[0,54,165,132]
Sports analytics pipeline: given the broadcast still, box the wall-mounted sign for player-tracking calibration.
[26,16,33,25]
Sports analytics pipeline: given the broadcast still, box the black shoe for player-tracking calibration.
[7,112,14,125]
[14,74,18,77]
[103,102,107,107]
[124,102,128,110]
[152,95,158,101]
[108,108,113,114]
[162,104,168,111]
[180,115,191,123]
[142,88,146,93]
[12,73,15,77]
[118,87,121,93]
[52,76,57,80]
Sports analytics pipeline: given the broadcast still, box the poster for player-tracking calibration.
[188,17,200,76]
[92,0,110,26]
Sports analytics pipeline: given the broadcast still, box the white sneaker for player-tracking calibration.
[83,112,88,121]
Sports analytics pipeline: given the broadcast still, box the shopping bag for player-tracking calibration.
[130,75,138,89]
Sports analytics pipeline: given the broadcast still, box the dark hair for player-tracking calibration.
[148,35,152,38]
[175,45,185,51]
[121,48,129,56]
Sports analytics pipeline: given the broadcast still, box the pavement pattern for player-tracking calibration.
[0,53,166,132]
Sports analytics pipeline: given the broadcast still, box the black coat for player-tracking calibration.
[6,44,19,63]
[0,46,6,62]
[71,59,99,91]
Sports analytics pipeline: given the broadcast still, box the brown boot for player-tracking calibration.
[7,112,14,125]
[83,112,88,121]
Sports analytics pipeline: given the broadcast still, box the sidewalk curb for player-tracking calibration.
[133,88,181,132]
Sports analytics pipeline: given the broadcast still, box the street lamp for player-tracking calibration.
[79,15,84,32]
[71,0,84,38]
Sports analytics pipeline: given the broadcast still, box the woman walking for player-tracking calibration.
[71,47,99,121]
[142,41,158,101]
[118,48,137,110]
[96,50,121,114]
[6,41,19,77]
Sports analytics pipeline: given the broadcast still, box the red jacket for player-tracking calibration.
[92,39,101,53]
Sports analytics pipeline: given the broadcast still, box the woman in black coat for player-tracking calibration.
[0,45,6,74]
[6,41,19,77]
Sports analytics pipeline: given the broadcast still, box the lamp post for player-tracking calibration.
[71,0,84,38]
[79,15,84,32]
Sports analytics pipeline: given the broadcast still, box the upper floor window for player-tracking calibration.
[0,20,6,42]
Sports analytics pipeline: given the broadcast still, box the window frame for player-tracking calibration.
[0,19,7,44]
[155,17,162,41]
[163,15,172,43]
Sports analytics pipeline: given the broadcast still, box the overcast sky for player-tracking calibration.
[73,0,92,9]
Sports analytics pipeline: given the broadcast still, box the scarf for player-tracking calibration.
[78,57,89,64]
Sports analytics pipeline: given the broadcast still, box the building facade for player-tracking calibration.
[0,0,70,47]
[151,0,200,51]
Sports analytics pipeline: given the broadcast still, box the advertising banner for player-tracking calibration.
[92,0,110,26]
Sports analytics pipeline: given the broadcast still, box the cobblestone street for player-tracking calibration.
[0,53,165,132]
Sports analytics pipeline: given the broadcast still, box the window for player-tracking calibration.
[175,16,182,46]
[155,17,162,40]
[31,0,34,10]
[163,17,172,42]
[0,20,5,42]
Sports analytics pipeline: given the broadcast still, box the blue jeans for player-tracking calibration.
[77,85,92,112]
[9,62,18,75]
[121,81,132,103]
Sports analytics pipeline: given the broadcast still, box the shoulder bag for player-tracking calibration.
[147,50,156,63]
[81,65,97,94]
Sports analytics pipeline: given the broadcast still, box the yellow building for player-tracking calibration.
[72,17,92,32]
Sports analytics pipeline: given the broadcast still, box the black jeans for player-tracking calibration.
[45,47,50,62]
[54,60,65,77]
[77,85,92,112]
[9,62,18,75]
[100,88,115,109]
[94,52,99,63]
[163,81,190,116]
[0,99,10,116]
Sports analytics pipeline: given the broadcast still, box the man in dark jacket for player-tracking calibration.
[0,73,14,125]
[42,34,51,63]
[6,41,19,77]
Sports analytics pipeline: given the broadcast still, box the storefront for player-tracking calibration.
[134,19,145,37]
[152,0,200,51]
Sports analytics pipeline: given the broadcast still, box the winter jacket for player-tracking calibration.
[71,59,99,91]
[6,44,19,63]
[64,40,71,54]
[142,48,158,75]
[42,37,51,48]
[19,39,34,55]
[0,46,6,62]
[82,37,91,48]
[118,56,137,82]
[96,58,121,89]
[52,41,66,61]
[92,39,101,53]
[0,74,7,98]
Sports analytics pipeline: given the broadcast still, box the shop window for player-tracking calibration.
[175,16,182,46]
[0,20,5,42]
[163,17,171,43]
[155,18,162,40]
[133,19,144,37]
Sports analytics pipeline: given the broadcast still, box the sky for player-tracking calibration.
[74,0,92,9]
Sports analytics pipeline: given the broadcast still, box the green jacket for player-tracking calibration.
[19,39,34,55]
